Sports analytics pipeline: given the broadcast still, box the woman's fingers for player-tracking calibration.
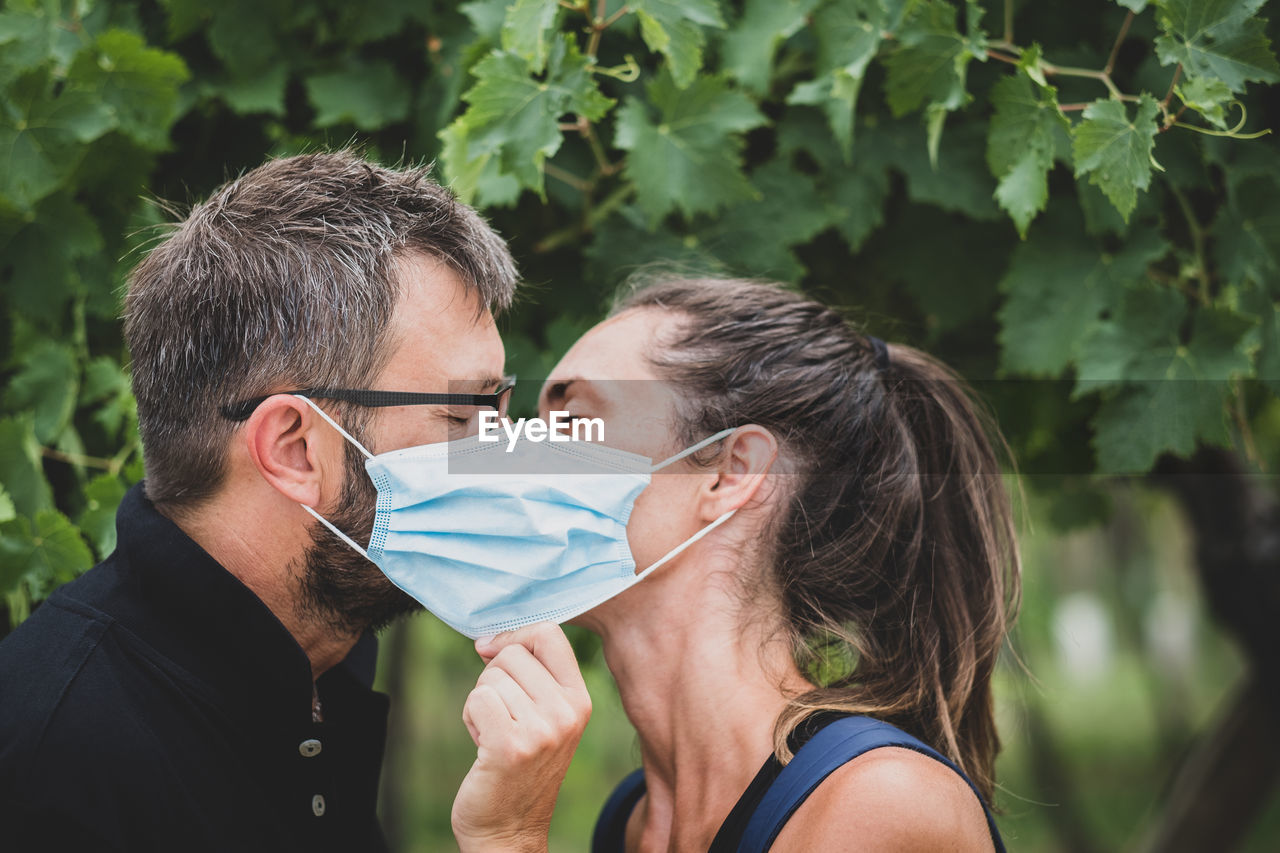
[453,623,592,853]
[476,622,588,693]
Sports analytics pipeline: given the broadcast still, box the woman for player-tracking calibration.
[451,277,1018,852]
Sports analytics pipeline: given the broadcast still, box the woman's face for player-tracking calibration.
[537,308,713,573]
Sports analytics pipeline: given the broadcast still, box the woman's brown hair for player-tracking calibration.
[616,276,1021,804]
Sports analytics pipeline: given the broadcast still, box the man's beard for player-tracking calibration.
[296,441,422,637]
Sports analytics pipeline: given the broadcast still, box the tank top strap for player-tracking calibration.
[738,714,1005,853]
[591,768,646,853]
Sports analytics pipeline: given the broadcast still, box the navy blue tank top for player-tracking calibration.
[591,713,1005,852]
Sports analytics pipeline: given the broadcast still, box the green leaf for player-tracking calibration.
[438,120,523,207]
[0,69,115,210]
[1074,285,1187,395]
[461,0,510,43]
[1176,75,1234,128]
[3,340,79,443]
[1214,168,1280,287]
[0,509,94,592]
[0,485,14,524]
[0,416,53,517]
[66,29,189,150]
[615,71,766,224]
[449,35,613,196]
[1090,309,1252,472]
[1071,95,1161,222]
[723,0,820,94]
[2,192,103,327]
[1153,0,1280,93]
[697,158,837,279]
[999,210,1169,375]
[630,0,726,88]
[863,118,999,220]
[884,0,984,117]
[501,0,560,73]
[77,472,126,558]
[306,60,411,130]
[987,75,1070,236]
[207,63,289,116]
[778,108,890,251]
[782,0,896,157]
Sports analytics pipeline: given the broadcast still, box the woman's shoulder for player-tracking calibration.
[770,746,995,852]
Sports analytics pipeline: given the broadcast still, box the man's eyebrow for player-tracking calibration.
[449,376,506,393]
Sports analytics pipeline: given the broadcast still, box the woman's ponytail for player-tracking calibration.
[617,277,1020,803]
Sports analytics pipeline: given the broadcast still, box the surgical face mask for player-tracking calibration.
[296,396,738,639]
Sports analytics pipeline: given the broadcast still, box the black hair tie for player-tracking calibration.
[868,336,891,371]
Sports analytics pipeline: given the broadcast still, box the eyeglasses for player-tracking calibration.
[219,376,517,422]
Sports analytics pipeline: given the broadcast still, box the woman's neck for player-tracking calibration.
[594,574,812,852]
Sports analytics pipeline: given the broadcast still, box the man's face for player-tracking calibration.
[297,253,507,636]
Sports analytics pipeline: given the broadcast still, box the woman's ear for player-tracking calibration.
[242,396,342,509]
[698,426,778,522]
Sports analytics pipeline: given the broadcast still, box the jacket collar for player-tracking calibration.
[88,482,379,730]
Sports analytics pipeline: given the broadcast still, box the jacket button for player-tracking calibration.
[299,738,322,758]
[312,794,326,817]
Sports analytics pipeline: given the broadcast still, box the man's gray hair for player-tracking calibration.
[125,150,518,509]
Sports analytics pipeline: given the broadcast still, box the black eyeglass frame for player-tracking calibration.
[219,376,517,422]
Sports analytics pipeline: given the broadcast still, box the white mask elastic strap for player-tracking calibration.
[636,508,737,581]
[301,503,370,559]
[650,427,738,472]
[294,394,374,460]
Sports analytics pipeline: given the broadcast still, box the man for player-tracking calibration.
[0,151,518,850]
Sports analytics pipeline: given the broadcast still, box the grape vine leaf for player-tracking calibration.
[987,74,1071,236]
[697,158,837,280]
[614,71,766,224]
[630,0,726,88]
[1153,0,1280,93]
[77,473,127,559]
[0,69,114,210]
[885,0,985,163]
[305,60,411,130]
[0,416,53,518]
[777,108,890,251]
[501,0,560,73]
[1091,307,1253,472]
[784,0,904,158]
[1072,96,1161,222]
[0,509,94,591]
[722,0,820,95]
[1074,284,1186,395]
[999,211,1169,375]
[66,29,189,150]
[1176,75,1233,128]
[445,35,613,197]
[439,120,523,207]
[3,340,79,444]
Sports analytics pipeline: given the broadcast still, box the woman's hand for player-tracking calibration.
[451,622,593,853]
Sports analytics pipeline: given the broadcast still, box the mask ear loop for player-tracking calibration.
[649,427,738,472]
[635,426,742,580]
[293,394,374,560]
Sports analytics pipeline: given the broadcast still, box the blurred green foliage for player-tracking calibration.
[2,0,1279,848]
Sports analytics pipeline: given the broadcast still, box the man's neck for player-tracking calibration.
[158,497,359,680]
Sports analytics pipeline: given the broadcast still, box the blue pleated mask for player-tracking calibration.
[296,396,738,638]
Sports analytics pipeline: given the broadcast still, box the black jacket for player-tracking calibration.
[0,483,390,852]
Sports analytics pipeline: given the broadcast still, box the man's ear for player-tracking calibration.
[697,426,778,522]
[242,396,343,508]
